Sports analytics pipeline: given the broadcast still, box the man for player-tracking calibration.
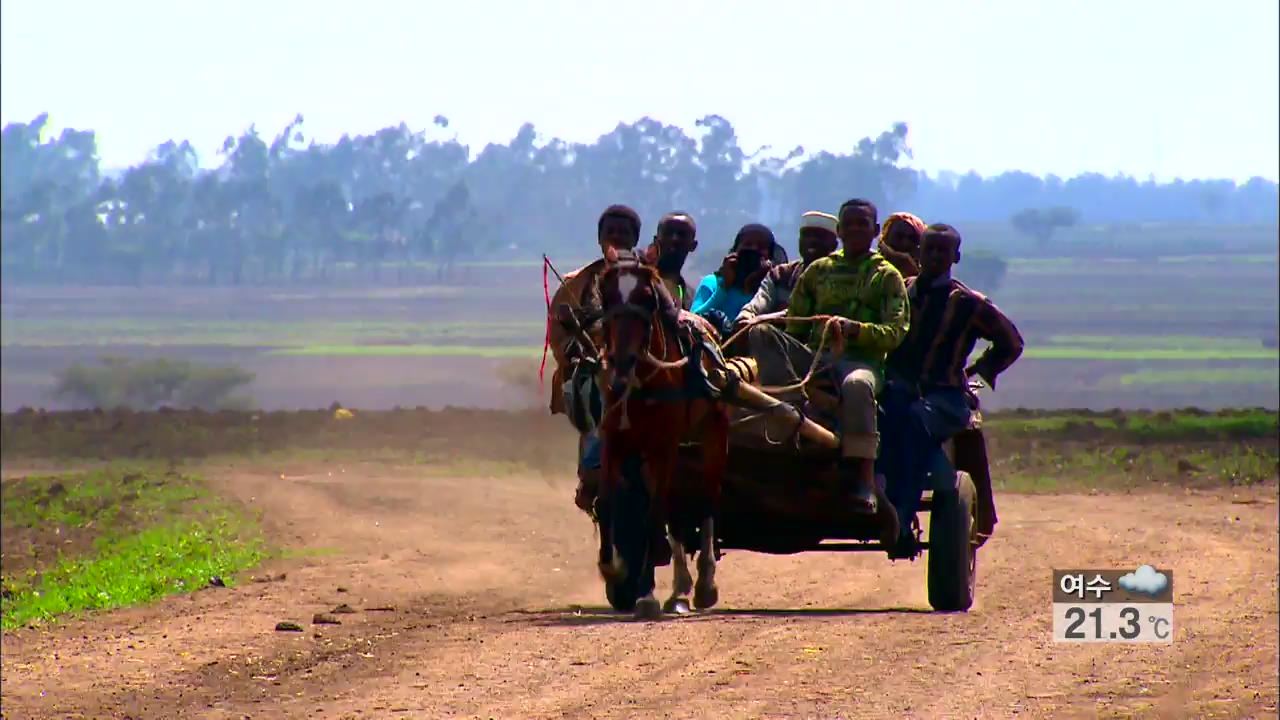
[646,211,698,310]
[547,204,643,513]
[735,211,840,328]
[749,198,910,517]
[879,223,1024,558]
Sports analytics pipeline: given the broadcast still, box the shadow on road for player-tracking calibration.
[504,604,934,627]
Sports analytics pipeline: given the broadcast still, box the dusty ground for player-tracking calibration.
[1,460,1276,720]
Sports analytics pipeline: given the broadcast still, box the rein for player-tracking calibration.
[715,314,848,395]
[598,274,691,429]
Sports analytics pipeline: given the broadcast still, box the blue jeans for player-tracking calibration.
[579,429,602,472]
[877,381,972,533]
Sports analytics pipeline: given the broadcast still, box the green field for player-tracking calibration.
[0,251,1275,411]
[0,319,544,348]
[982,407,1278,441]
[1109,367,1279,387]
[1,468,264,630]
[267,344,544,358]
[1025,347,1277,360]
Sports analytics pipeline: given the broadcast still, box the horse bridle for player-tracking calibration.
[600,271,660,376]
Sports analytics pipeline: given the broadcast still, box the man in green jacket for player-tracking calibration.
[748,198,910,515]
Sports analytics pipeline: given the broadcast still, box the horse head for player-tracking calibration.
[598,247,667,399]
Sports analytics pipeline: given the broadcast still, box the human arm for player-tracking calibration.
[965,299,1025,388]
[783,263,818,342]
[735,271,779,324]
[548,280,580,371]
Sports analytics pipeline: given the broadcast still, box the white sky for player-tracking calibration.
[2,0,1277,182]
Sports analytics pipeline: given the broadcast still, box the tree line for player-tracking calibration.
[2,112,1276,286]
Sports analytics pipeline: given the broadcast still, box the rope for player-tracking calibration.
[716,314,848,396]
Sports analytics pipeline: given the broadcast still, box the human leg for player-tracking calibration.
[574,429,602,514]
[953,427,997,542]
[747,324,813,405]
[834,361,883,516]
[883,386,972,557]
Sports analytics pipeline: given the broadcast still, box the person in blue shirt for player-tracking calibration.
[691,223,781,335]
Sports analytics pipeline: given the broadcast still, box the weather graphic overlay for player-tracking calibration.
[1052,565,1173,643]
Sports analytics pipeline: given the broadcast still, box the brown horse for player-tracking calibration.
[592,247,729,619]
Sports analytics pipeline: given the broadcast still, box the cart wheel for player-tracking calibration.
[927,470,977,612]
[602,455,655,612]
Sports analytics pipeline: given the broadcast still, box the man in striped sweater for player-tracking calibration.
[879,223,1024,558]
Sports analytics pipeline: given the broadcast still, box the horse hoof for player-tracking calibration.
[693,583,719,610]
[634,596,663,620]
[663,597,692,615]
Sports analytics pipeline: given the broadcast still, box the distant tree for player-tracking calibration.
[1009,205,1079,248]
[955,250,1009,293]
[422,180,481,280]
[3,111,1276,287]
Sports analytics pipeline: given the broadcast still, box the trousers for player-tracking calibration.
[748,323,880,458]
[877,379,972,529]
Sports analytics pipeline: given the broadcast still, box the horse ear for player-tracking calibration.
[604,245,619,264]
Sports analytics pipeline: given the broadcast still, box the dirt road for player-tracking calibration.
[2,461,1276,720]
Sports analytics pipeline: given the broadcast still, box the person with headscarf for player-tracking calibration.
[690,223,780,335]
[878,211,927,278]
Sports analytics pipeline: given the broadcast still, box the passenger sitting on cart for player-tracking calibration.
[645,211,700,312]
[731,211,840,341]
[748,198,910,517]
[691,223,784,340]
[878,223,1024,559]
[877,211,927,279]
[547,204,644,514]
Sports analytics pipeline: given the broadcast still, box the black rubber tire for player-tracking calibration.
[602,455,654,612]
[927,470,978,612]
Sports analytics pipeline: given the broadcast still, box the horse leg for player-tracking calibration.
[693,407,728,610]
[597,442,625,584]
[693,516,719,610]
[635,439,679,621]
[604,448,654,621]
[663,527,694,614]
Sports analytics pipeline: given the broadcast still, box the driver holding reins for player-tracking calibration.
[547,204,645,514]
[749,198,911,523]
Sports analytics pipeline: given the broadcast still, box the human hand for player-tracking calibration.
[555,303,578,328]
[718,253,738,286]
[745,259,773,291]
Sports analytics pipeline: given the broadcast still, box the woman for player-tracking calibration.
[878,211,927,279]
[690,223,780,335]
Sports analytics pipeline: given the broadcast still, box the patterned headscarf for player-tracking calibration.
[879,212,927,278]
[880,212,927,249]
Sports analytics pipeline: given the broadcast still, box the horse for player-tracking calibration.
[592,246,730,620]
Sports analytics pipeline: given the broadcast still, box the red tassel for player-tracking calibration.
[539,255,552,394]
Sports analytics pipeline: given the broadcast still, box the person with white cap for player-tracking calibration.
[733,210,840,329]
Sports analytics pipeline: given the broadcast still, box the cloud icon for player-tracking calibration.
[1118,565,1169,595]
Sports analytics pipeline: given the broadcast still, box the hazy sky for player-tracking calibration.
[3,0,1277,182]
